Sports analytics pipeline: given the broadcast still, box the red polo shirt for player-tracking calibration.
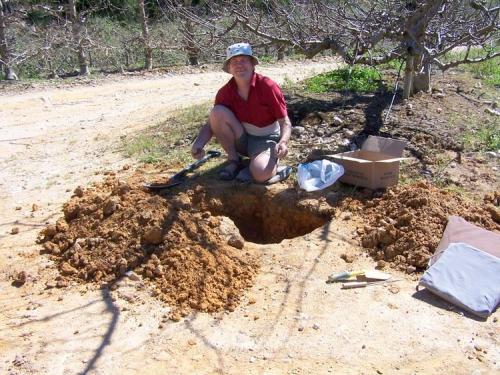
[215,72,287,128]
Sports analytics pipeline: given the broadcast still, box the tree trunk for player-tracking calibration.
[402,54,415,99]
[0,3,16,80]
[68,0,90,75]
[277,44,285,61]
[138,0,153,70]
[184,19,199,66]
[414,59,431,93]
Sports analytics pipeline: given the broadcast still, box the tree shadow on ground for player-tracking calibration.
[80,287,120,375]
[286,90,400,146]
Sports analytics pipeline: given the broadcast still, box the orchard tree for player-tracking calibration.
[158,0,240,66]
[137,0,152,70]
[228,0,499,98]
[0,0,17,79]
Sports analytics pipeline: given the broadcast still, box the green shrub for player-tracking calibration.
[377,59,405,71]
[462,122,500,152]
[304,66,382,93]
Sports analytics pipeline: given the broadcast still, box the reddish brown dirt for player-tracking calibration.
[36,166,337,320]
[38,174,260,319]
[341,182,499,270]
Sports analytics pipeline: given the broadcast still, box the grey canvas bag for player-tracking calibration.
[419,243,500,318]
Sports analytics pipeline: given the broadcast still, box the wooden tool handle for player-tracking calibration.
[341,281,368,289]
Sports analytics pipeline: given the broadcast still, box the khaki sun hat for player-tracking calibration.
[222,42,259,73]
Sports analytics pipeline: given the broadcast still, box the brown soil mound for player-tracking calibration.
[343,182,499,271]
[38,176,259,319]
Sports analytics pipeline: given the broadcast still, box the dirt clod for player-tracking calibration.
[12,271,27,287]
[340,253,355,263]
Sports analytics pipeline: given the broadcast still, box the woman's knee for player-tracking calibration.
[250,155,277,183]
[210,105,232,125]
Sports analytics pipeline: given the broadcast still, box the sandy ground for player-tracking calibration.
[0,60,498,375]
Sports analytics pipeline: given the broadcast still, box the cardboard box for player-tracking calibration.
[329,136,407,189]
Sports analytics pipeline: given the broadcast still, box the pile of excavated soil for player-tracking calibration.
[342,182,499,271]
[38,175,259,320]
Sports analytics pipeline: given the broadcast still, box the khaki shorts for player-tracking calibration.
[236,133,280,157]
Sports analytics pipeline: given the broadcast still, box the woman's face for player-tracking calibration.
[228,55,255,81]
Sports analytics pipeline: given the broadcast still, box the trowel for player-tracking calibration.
[144,150,221,190]
[327,269,392,283]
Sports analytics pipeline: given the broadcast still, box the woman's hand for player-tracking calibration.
[191,143,205,160]
[275,141,288,158]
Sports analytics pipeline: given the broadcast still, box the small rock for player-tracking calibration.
[228,234,245,249]
[13,355,26,367]
[298,326,304,332]
[142,226,163,245]
[188,339,197,346]
[333,116,343,125]
[126,271,140,281]
[170,312,181,322]
[493,317,498,323]
[74,186,84,197]
[103,197,120,217]
[436,107,442,113]
[13,271,27,287]
[312,323,320,330]
[292,126,305,135]
[341,139,350,146]
[485,151,498,159]
[389,285,400,294]
[344,129,355,137]
[249,356,256,363]
[376,260,387,269]
[45,281,56,289]
[56,279,69,288]
[340,253,355,263]
[32,203,39,212]
[248,297,256,305]
[253,315,259,321]
[434,93,446,98]
[474,344,483,352]
[15,206,22,210]
[342,212,352,221]
[10,227,20,235]
[41,224,57,240]
[376,370,383,374]
[406,265,416,274]
[60,262,78,276]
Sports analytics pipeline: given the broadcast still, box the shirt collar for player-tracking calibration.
[250,71,257,87]
[229,71,257,89]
